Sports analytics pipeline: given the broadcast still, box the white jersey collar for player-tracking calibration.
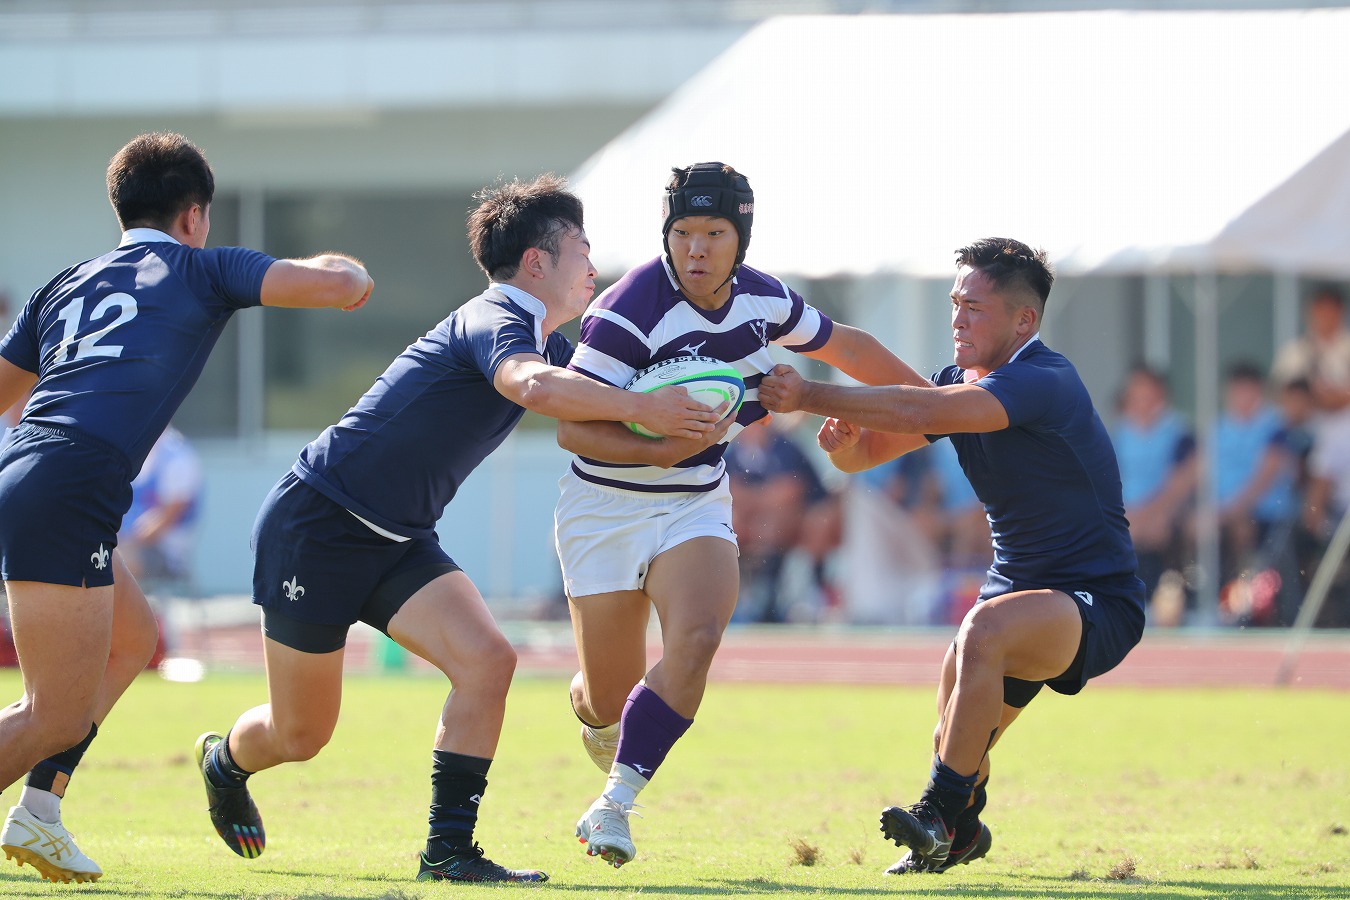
[119,228,179,247]
[1007,332,1042,364]
[490,282,548,353]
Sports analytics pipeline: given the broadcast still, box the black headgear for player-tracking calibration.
[662,162,754,279]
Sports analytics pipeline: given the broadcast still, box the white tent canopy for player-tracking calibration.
[573,10,1350,279]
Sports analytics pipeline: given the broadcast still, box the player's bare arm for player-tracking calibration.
[801,322,930,387]
[761,363,1009,434]
[557,410,733,469]
[0,357,37,418]
[816,417,926,473]
[260,254,373,310]
[494,355,717,438]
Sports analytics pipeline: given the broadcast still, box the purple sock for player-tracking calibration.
[613,685,693,782]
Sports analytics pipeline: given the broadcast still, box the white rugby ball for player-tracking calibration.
[624,355,745,438]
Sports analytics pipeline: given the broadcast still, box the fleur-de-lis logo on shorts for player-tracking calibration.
[282,576,305,602]
[90,544,109,570]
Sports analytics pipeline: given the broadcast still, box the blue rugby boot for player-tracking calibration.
[416,844,548,882]
[886,820,991,874]
[880,800,953,868]
[195,731,265,859]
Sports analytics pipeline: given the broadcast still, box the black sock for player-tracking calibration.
[425,751,491,860]
[206,730,253,789]
[25,722,98,797]
[921,755,977,832]
[952,776,988,849]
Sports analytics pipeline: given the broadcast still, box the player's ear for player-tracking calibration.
[1018,303,1038,335]
[178,204,205,241]
[519,246,546,280]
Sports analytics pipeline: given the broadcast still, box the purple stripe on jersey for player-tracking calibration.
[586,260,683,336]
[570,462,724,493]
[570,364,610,383]
[578,316,652,376]
[769,288,805,341]
[784,317,833,353]
[577,456,646,469]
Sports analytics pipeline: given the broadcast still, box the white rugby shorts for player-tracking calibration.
[554,470,737,598]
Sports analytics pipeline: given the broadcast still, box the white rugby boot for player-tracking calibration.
[575,795,637,868]
[1,806,102,883]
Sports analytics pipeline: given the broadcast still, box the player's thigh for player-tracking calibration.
[645,535,740,662]
[108,552,158,659]
[260,636,345,749]
[569,588,650,714]
[6,581,113,731]
[386,568,515,686]
[958,588,1083,683]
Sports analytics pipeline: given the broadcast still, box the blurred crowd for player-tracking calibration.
[726,286,1350,629]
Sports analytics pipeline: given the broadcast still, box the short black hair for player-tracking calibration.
[106,132,215,231]
[1226,360,1266,384]
[467,174,585,281]
[955,237,1055,308]
[1309,285,1345,308]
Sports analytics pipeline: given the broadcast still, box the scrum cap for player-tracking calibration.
[662,162,754,272]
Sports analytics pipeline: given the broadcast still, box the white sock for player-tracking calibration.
[18,786,60,823]
[602,763,649,808]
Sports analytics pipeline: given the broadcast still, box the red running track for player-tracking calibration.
[175,622,1350,690]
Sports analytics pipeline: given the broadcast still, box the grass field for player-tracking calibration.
[0,669,1345,899]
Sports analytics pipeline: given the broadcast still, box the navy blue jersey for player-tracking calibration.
[0,230,270,471]
[930,339,1138,596]
[293,285,571,540]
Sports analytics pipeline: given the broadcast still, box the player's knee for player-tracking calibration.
[669,620,724,669]
[274,722,334,763]
[956,604,1008,667]
[477,633,518,686]
[109,619,160,671]
[24,703,95,755]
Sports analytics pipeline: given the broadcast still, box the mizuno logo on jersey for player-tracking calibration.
[1074,590,1094,606]
[680,340,707,356]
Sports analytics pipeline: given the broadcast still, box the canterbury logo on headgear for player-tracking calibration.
[690,195,714,207]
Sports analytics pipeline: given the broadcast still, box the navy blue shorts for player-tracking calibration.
[995,578,1146,708]
[0,424,133,587]
[251,472,460,654]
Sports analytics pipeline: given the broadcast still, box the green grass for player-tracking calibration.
[0,670,1346,898]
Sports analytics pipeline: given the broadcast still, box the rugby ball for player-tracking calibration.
[624,356,745,438]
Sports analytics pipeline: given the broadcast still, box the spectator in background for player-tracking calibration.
[1302,402,1350,628]
[1271,286,1350,428]
[1111,365,1196,611]
[725,414,832,623]
[118,425,202,589]
[1208,362,1300,625]
[929,438,990,572]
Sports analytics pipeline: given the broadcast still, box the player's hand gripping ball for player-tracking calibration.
[624,356,745,438]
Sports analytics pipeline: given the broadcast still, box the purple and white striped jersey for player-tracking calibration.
[568,256,833,493]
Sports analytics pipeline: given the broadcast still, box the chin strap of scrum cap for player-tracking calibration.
[662,162,754,293]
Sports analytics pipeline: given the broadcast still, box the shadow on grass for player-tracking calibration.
[664,876,1350,898]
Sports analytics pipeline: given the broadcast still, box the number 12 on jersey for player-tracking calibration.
[52,293,138,364]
